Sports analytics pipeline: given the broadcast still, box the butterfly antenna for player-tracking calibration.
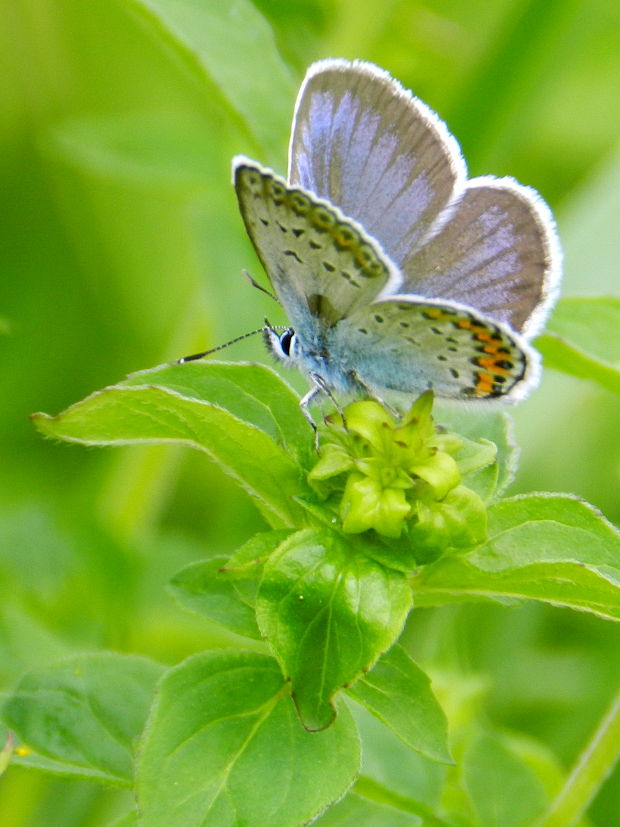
[178,327,267,363]
[242,269,279,303]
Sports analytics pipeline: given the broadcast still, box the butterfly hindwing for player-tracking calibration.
[402,178,561,337]
[332,297,534,400]
[234,157,401,334]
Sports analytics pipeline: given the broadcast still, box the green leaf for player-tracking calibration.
[121,362,312,464]
[410,495,620,620]
[462,733,548,826]
[123,0,295,160]
[412,557,620,619]
[107,813,139,827]
[227,529,294,568]
[32,362,310,527]
[347,645,451,764]
[473,494,620,569]
[314,789,424,825]
[435,407,519,500]
[2,653,163,785]
[256,529,413,730]
[169,556,262,640]
[536,333,620,393]
[225,529,295,608]
[449,436,497,480]
[169,530,293,639]
[545,296,620,359]
[536,297,620,395]
[537,334,620,395]
[136,650,360,827]
[351,703,446,812]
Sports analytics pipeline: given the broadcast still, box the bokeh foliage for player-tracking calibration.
[1,0,619,823]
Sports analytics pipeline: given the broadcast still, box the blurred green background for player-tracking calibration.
[1,0,619,823]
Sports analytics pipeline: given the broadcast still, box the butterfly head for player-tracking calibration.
[264,322,298,364]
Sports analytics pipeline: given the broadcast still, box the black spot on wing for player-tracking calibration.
[341,271,361,288]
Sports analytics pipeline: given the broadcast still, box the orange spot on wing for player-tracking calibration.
[477,356,511,374]
[475,372,496,395]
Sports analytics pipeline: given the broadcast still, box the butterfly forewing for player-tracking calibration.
[402,179,561,336]
[332,298,533,400]
[234,158,400,335]
[289,59,465,268]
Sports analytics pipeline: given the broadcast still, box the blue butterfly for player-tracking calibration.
[233,59,561,421]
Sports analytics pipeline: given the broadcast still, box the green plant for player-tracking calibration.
[0,350,614,825]
[2,1,620,825]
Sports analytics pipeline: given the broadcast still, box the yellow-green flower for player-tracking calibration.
[309,392,490,556]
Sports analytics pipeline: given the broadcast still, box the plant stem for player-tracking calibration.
[355,775,450,826]
[536,686,620,827]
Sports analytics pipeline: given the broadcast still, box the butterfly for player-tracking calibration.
[232,59,561,422]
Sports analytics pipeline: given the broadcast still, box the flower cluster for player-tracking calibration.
[309,393,490,560]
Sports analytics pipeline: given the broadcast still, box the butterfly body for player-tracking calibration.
[232,59,561,412]
[265,302,528,401]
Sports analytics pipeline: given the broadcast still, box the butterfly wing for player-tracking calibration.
[401,177,562,337]
[331,296,535,401]
[289,60,561,339]
[233,157,402,337]
[236,60,561,405]
[288,59,465,267]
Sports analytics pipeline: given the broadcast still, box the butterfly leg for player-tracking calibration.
[301,373,347,450]
[350,371,401,419]
[299,381,321,449]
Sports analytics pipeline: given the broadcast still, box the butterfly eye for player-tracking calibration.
[290,192,310,215]
[334,224,358,248]
[279,328,295,356]
[311,206,336,232]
